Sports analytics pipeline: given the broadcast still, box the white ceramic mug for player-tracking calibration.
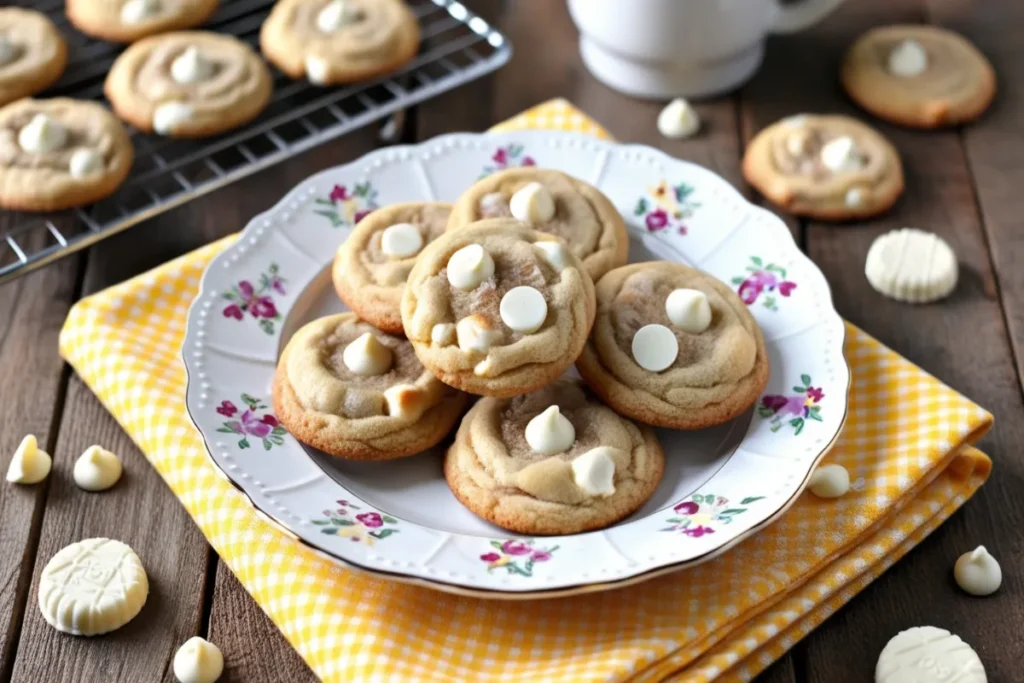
[567,0,846,99]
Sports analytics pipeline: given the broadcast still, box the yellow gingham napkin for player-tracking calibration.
[58,100,993,682]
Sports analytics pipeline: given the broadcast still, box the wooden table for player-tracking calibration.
[2,0,1022,680]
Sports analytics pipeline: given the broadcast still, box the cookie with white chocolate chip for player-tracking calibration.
[104,31,272,138]
[67,0,220,44]
[448,168,629,281]
[0,8,67,108]
[444,380,664,535]
[0,98,133,212]
[272,313,468,460]
[332,202,452,334]
[260,0,420,85]
[401,219,597,398]
[576,262,768,430]
[742,114,904,220]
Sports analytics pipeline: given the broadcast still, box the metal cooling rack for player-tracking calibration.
[0,0,511,284]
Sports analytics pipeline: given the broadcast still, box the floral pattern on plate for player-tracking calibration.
[731,257,797,312]
[312,500,400,545]
[635,180,700,235]
[313,183,379,228]
[221,263,286,334]
[480,539,558,577]
[481,143,536,177]
[661,493,765,538]
[216,394,287,450]
[759,374,825,435]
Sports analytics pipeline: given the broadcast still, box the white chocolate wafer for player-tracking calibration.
[876,626,985,683]
[865,228,958,303]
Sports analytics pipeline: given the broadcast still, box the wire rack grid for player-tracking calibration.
[0,0,511,284]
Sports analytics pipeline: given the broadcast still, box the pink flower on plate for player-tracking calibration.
[491,148,508,166]
[501,540,532,556]
[330,185,349,202]
[238,280,255,298]
[750,271,779,289]
[216,400,237,417]
[521,156,536,166]
[806,387,824,402]
[251,297,278,319]
[738,280,763,305]
[223,304,243,320]
[480,552,501,562]
[356,512,383,528]
[683,525,715,538]
[240,410,273,438]
[530,550,552,562]
[645,208,669,232]
[354,209,372,223]
[261,414,280,427]
[777,281,797,297]
[674,501,699,516]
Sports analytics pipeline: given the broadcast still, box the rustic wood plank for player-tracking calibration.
[741,0,1024,680]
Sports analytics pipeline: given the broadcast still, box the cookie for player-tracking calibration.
[401,219,597,398]
[0,98,134,212]
[272,313,468,460]
[448,168,629,282]
[444,380,665,535]
[260,0,420,85]
[104,31,272,138]
[842,25,996,128]
[742,114,904,221]
[0,8,67,107]
[67,0,219,44]
[332,202,452,334]
[576,262,769,430]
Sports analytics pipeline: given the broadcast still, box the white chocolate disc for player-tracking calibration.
[305,55,329,85]
[18,114,67,154]
[342,332,393,376]
[499,286,547,334]
[807,463,849,498]
[380,222,423,258]
[509,182,555,225]
[665,288,711,333]
[430,323,456,346]
[876,626,985,683]
[571,447,617,496]
[631,324,678,372]
[69,148,104,178]
[888,39,928,78]
[0,37,17,67]
[317,0,358,32]
[446,244,495,291]
[657,98,700,139]
[153,102,193,135]
[171,46,214,84]
[73,445,123,492]
[534,241,571,271]
[38,538,149,636]
[173,636,224,683]
[6,434,52,484]
[455,314,497,352]
[954,546,1001,596]
[524,406,575,455]
[120,0,161,24]
[865,228,958,303]
[820,135,863,173]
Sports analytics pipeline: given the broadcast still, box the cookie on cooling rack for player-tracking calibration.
[0,8,67,108]
[445,380,665,535]
[104,31,272,138]
[260,0,420,85]
[0,98,134,212]
[273,313,468,460]
[67,0,220,44]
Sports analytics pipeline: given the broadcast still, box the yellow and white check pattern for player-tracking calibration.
[58,100,993,682]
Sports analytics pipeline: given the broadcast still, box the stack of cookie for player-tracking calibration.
[274,168,770,535]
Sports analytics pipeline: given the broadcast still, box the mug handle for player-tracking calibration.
[769,0,845,34]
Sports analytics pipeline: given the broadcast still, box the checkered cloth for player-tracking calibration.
[58,100,992,682]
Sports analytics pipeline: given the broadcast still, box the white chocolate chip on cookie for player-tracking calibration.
[446,244,495,291]
[171,46,215,84]
[865,227,958,303]
[524,405,575,455]
[120,0,161,25]
[888,39,928,78]
[382,384,422,419]
[571,447,617,496]
[665,288,711,334]
[820,135,863,173]
[657,98,700,139]
[534,241,571,271]
[631,324,678,372]
[6,434,51,484]
[509,182,555,225]
[173,636,224,683]
[304,55,329,85]
[380,222,423,258]
[317,0,360,32]
[954,546,1001,596]
[73,445,123,491]
[807,463,849,498]
[456,314,498,353]
[845,186,866,208]
[18,114,67,154]
[342,332,393,376]
[69,148,104,178]
[430,323,456,346]
[499,286,547,334]
[876,626,985,683]
[478,191,508,217]
[153,102,193,135]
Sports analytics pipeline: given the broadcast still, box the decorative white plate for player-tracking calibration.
[183,130,850,598]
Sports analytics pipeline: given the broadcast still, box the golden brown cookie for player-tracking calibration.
[576,262,769,430]
[742,114,904,221]
[332,202,452,334]
[272,313,468,460]
[0,8,67,108]
[67,0,219,44]
[448,168,628,282]
[0,98,134,212]
[260,0,420,85]
[444,380,664,535]
[401,219,596,398]
[104,31,272,138]
[841,25,996,128]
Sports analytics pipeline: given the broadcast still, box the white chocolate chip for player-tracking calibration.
[0,36,17,66]
[665,288,711,334]
[446,244,495,291]
[455,315,498,352]
[120,0,161,24]
[783,114,808,128]
[153,102,193,135]
[380,223,423,258]
[317,0,359,32]
[876,627,985,683]
[342,332,393,376]
[478,192,508,217]
[845,186,865,208]
[73,445,123,492]
[171,46,215,84]
[888,39,928,78]
[173,636,224,683]
[69,148,104,178]
[6,435,51,484]
[473,357,493,377]
[499,286,547,334]
[865,228,958,303]
[807,463,849,498]
[430,323,456,346]
[18,114,67,154]
[820,136,863,173]
[657,98,700,139]
[524,406,575,455]
[382,384,420,419]
[954,546,1001,596]
[785,129,811,157]
[571,447,617,496]
[305,56,330,85]
[509,182,556,225]
[534,241,571,271]
[631,324,678,372]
